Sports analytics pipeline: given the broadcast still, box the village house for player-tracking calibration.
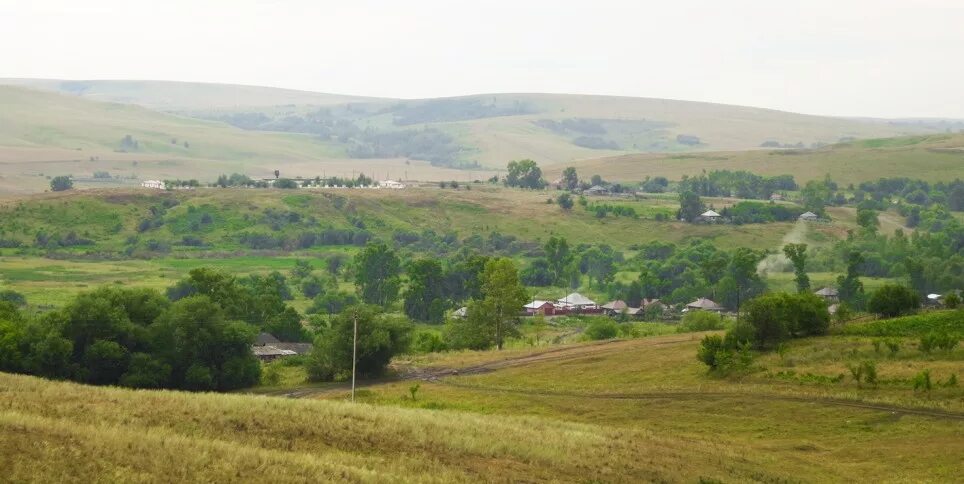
[814,287,839,303]
[583,185,610,196]
[379,180,406,189]
[557,292,598,311]
[641,298,664,310]
[524,300,556,316]
[685,297,723,312]
[769,193,785,201]
[799,211,820,221]
[140,180,165,189]
[251,332,311,362]
[698,210,722,223]
[601,300,628,316]
[452,306,468,318]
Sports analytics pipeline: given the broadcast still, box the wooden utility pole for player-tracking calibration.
[351,311,358,402]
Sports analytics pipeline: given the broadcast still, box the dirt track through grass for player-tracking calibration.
[287,335,964,420]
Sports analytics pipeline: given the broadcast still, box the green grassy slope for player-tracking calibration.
[551,133,964,185]
[0,186,824,253]
[317,322,964,482]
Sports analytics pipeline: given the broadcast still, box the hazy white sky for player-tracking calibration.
[2,0,962,118]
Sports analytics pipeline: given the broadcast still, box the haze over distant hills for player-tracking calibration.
[0,78,960,195]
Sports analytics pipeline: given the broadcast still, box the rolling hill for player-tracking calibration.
[549,133,964,185]
[0,86,475,195]
[0,78,384,110]
[0,80,958,196]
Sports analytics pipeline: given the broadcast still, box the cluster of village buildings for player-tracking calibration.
[140,179,407,190]
[252,285,957,362]
[695,209,821,223]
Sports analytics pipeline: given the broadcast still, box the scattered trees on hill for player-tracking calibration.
[50,176,73,192]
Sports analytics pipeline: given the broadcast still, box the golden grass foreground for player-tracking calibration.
[0,372,806,483]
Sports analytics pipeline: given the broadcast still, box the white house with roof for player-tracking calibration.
[698,210,722,222]
[557,292,597,309]
[379,180,406,189]
[141,180,165,189]
[799,211,819,221]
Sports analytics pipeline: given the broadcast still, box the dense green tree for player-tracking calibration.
[149,295,260,391]
[290,259,313,279]
[119,352,171,388]
[442,254,489,303]
[326,254,347,276]
[50,176,73,191]
[403,258,447,323]
[543,236,573,286]
[353,242,401,306]
[306,305,412,381]
[743,292,830,349]
[721,248,765,312]
[83,339,130,385]
[447,258,527,350]
[856,208,880,235]
[561,166,579,190]
[836,250,866,309]
[505,159,545,189]
[480,258,528,350]
[580,247,615,289]
[868,284,920,318]
[678,191,705,222]
[782,243,810,292]
[307,290,359,316]
[520,259,553,286]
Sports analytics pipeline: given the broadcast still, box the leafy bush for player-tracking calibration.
[919,332,959,353]
[868,284,920,318]
[913,369,932,393]
[585,319,619,340]
[0,290,26,307]
[743,292,830,349]
[411,331,446,354]
[944,293,960,309]
[678,311,725,332]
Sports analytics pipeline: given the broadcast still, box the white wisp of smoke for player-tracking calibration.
[756,221,808,277]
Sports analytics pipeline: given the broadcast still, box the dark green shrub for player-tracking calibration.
[678,311,725,332]
[868,284,920,318]
[585,319,619,340]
